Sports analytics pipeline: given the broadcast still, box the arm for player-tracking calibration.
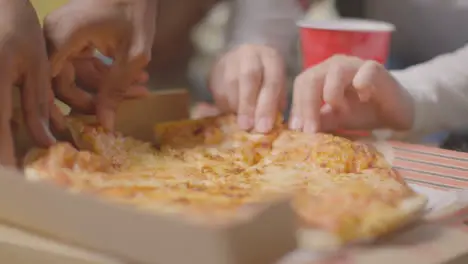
[390,44,468,140]
[226,0,304,57]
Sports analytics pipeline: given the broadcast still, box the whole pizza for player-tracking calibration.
[24,115,427,249]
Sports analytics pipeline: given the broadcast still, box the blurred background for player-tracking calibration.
[32,0,468,145]
[34,0,468,101]
[31,0,338,105]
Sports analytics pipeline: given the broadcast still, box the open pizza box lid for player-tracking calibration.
[2,90,468,264]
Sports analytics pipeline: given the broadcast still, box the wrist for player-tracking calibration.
[390,70,418,131]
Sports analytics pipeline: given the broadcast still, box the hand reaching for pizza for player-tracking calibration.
[54,56,151,116]
[290,55,414,133]
[73,56,150,100]
[0,0,57,166]
[209,44,287,133]
[44,0,157,130]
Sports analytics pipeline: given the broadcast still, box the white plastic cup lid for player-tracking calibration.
[297,18,395,33]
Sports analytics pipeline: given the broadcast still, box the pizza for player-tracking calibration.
[24,114,427,249]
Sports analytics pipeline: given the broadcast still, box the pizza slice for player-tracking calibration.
[154,114,284,167]
[295,174,427,249]
[65,117,160,171]
[249,131,427,247]
[246,162,426,248]
[264,131,389,173]
[25,144,272,224]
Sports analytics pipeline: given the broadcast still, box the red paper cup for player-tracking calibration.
[298,18,395,68]
[297,18,395,137]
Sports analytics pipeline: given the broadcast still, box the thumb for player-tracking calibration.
[22,64,56,148]
[43,4,90,77]
[128,0,157,61]
[43,3,128,77]
[352,61,389,102]
[191,103,222,119]
[209,59,232,113]
[74,57,108,93]
[95,53,130,131]
[96,41,149,130]
[353,60,413,130]
[95,0,156,130]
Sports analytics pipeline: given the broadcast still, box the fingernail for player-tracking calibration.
[238,115,254,130]
[41,119,57,144]
[98,108,115,131]
[95,50,114,66]
[303,122,318,134]
[255,117,273,133]
[289,117,303,131]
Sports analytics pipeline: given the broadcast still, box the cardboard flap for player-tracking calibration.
[114,89,190,142]
[65,89,190,143]
[13,90,190,159]
[228,200,297,264]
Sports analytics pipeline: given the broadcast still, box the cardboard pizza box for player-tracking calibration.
[0,90,297,264]
[0,185,467,264]
[3,89,468,264]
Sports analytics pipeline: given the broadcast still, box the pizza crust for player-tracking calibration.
[297,194,428,250]
[24,167,43,182]
[361,139,395,166]
[22,148,48,168]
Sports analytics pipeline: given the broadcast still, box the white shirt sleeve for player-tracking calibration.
[225,0,304,58]
[389,44,468,140]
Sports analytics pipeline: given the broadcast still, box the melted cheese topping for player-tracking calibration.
[25,115,425,244]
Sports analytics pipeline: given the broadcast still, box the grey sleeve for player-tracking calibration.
[381,44,468,141]
[225,0,304,58]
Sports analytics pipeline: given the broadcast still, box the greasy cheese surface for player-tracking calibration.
[26,115,422,243]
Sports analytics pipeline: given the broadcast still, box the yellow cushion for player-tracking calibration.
[30,0,67,23]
